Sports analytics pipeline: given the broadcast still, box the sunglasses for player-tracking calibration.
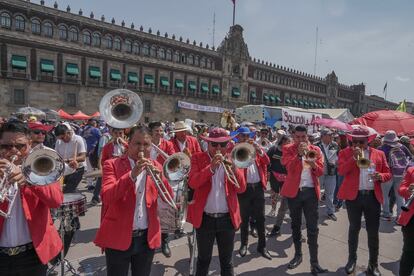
[352,140,367,145]
[32,130,46,135]
[211,142,228,148]
[0,143,27,151]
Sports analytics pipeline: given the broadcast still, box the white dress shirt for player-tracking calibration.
[300,159,314,188]
[246,162,261,184]
[0,187,32,247]
[178,140,186,152]
[359,149,374,190]
[55,134,87,168]
[112,143,124,157]
[128,158,148,230]
[204,164,229,213]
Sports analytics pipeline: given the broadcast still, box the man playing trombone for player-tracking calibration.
[187,128,246,276]
[0,121,63,276]
[281,125,327,275]
[337,126,391,276]
[94,126,173,276]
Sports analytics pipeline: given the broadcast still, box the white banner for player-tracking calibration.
[281,108,322,133]
[177,101,229,113]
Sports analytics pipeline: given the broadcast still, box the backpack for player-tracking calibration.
[389,146,409,176]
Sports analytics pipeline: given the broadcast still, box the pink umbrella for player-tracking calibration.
[91,111,100,118]
[57,109,73,120]
[72,111,91,120]
[313,118,353,131]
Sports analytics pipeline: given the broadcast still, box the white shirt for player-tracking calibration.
[0,187,32,247]
[112,143,124,157]
[300,159,314,188]
[178,140,186,152]
[128,158,148,230]
[204,164,229,213]
[55,134,87,168]
[359,149,374,190]
[246,162,261,184]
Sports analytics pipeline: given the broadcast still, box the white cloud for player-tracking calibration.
[395,76,411,82]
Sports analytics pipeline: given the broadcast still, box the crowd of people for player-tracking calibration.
[0,114,413,276]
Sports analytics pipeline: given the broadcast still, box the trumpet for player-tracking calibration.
[355,147,371,169]
[137,152,177,210]
[299,142,317,160]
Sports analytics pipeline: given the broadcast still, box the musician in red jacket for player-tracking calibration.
[94,126,172,276]
[337,126,391,276]
[398,166,414,276]
[281,125,327,275]
[187,128,246,276]
[100,128,128,166]
[0,121,63,276]
[235,127,272,260]
[148,121,176,258]
[170,121,202,156]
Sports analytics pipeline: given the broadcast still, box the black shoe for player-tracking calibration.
[258,248,272,260]
[250,228,258,238]
[327,213,337,221]
[344,259,356,274]
[311,263,328,275]
[239,245,247,257]
[162,242,171,258]
[287,254,302,269]
[267,226,281,237]
[366,263,381,276]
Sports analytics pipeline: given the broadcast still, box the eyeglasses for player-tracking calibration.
[32,130,46,135]
[211,142,228,148]
[352,140,367,145]
[0,143,27,151]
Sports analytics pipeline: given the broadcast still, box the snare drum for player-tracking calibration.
[52,193,87,219]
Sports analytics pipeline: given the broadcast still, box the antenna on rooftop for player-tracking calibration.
[313,26,318,75]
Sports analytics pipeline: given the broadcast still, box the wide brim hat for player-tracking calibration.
[171,121,191,133]
[382,130,399,145]
[347,125,377,143]
[28,122,54,132]
[201,127,234,143]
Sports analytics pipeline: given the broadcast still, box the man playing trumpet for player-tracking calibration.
[338,127,391,276]
[94,126,173,276]
[187,128,246,276]
[281,125,327,275]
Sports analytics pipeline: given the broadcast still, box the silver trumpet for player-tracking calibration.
[0,145,65,218]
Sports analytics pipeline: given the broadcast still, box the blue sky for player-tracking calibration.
[46,0,413,103]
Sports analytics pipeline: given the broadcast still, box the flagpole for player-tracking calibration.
[233,2,236,26]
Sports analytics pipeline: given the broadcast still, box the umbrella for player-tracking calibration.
[41,109,59,121]
[15,107,46,118]
[72,111,91,120]
[351,110,414,136]
[91,111,100,117]
[313,118,353,131]
[57,109,73,120]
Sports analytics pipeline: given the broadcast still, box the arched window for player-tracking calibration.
[104,36,113,49]
[92,33,101,47]
[200,57,206,68]
[188,54,194,65]
[15,15,25,31]
[58,25,67,40]
[207,59,212,69]
[83,31,91,45]
[43,21,53,37]
[181,53,186,64]
[166,49,172,61]
[158,48,166,59]
[0,12,11,28]
[174,51,180,63]
[132,42,140,54]
[150,45,157,57]
[31,18,41,34]
[68,27,78,41]
[114,37,121,51]
[125,40,132,53]
[142,43,150,56]
[194,56,200,66]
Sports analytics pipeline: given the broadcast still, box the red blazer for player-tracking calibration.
[100,140,128,166]
[0,182,63,264]
[171,136,202,156]
[155,138,176,165]
[337,147,391,203]
[280,143,324,199]
[94,155,172,251]
[187,152,246,229]
[398,167,414,226]
[242,148,270,189]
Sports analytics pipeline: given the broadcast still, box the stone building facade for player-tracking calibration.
[0,0,409,124]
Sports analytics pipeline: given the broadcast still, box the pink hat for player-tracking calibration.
[347,125,377,143]
[201,127,234,143]
[28,122,54,132]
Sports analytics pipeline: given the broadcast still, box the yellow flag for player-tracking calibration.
[396,100,406,112]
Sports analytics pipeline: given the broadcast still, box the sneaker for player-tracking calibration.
[327,213,337,221]
[380,214,392,221]
[267,209,276,217]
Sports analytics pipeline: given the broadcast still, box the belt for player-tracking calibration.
[204,212,230,218]
[299,186,314,192]
[0,243,33,256]
[358,190,374,196]
[247,181,261,188]
[132,229,148,237]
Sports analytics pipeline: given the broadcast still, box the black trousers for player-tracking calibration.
[63,167,85,193]
[400,216,414,276]
[0,248,47,276]
[287,187,319,265]
[238,182,266,249]
[196,213,235,276]
[105,232,155,276]
[346,191,380,264]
